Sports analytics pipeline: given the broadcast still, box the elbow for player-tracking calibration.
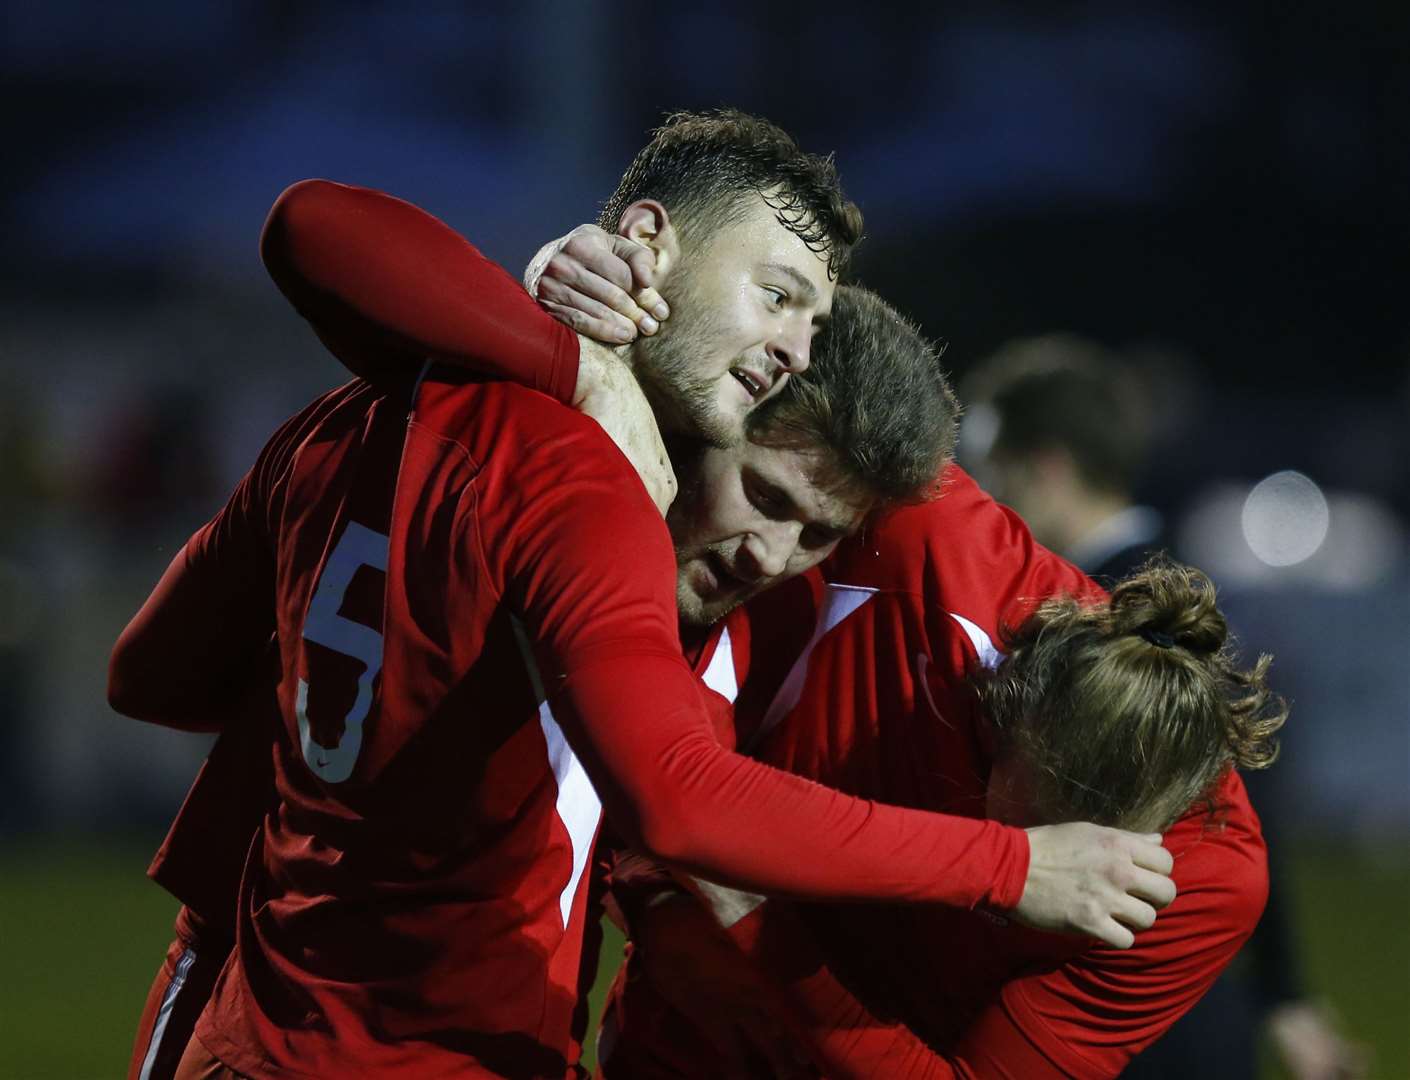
[107,634,154,720]
[634,816,695,869]
[260,178,339,277]
[106,651,145,719]
[107,631,173,723]
[627,786,713,869]
[620,728,737,866]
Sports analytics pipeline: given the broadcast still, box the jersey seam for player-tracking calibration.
[403,418,501,613]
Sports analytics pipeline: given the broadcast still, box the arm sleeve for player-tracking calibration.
[694,777,1268,1079]
[261,178,579,402]
[497,437,1030,908]
[108,471,279,730]
[147,682,279,928]
[973,785,1269,1078]
[107,398,319,728]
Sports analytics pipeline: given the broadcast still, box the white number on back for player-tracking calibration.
[296,521,389,782]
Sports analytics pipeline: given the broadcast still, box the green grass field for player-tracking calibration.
[1,837,1403,1078]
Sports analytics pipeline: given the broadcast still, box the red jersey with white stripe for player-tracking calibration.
[602,471,1266,1078]
[732,581,1267,1079]
[110,193,1043,1078]
[118,180,1061,1075]
[164,375,1036,1077]
[190,377,624,1077]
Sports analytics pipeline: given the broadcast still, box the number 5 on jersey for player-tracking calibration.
[296,522,389,782]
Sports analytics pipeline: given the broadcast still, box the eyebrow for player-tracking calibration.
[760,263,822,310]
[753,473,859,540]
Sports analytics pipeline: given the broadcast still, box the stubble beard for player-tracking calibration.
[631,275,740,450]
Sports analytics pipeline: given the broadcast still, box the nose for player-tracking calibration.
[768,321,812,375]
[738,521,799,581]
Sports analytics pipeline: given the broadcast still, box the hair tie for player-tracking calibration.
[1140,627,1176,649]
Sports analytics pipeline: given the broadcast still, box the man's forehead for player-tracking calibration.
[745,443,869,533]
[758,235,835,311]
[729,193,835,308]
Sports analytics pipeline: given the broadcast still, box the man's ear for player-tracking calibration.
[617,200,679,286]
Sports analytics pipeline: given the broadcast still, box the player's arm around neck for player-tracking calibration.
[262,178,578,401]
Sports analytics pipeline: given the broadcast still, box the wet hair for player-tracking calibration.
[597,109,864,280]
[976,556,1286,832]
[967,334,1146,496]
[746,284,958,506]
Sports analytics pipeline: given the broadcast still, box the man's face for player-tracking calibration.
[632,193,835,448]
[667,439,872,627]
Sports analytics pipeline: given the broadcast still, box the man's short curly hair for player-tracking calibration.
[598,109,863,280]
[747,285,957,506]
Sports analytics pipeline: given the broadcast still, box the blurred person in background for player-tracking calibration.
[962,337,1368,1080]
[961,334,1166,584]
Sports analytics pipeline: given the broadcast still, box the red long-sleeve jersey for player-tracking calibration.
[112,182,1035,1077]
[599,478,1268,1079]
[243,180,1264,1076]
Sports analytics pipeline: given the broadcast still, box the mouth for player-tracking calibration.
[700,552,747,596]
[729,366,769,402]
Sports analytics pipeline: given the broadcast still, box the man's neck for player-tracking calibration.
[572,336,634,408]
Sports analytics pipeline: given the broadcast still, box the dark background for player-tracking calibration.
[0,3,1404,1076]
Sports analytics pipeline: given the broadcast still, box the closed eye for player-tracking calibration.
[746,479,789,519]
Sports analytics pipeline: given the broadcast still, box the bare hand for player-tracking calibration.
[1266,999,1370,1080]
[632,892,812,1077]
[1014,823,1177,949]
[524,224,670,344]
[575,341,676,515]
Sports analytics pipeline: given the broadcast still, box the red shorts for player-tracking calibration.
[127,907,232,1080]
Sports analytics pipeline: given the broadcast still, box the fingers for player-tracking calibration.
[609,236,663,299]
[553,230,668,324]
[1093,917,1137,951]
[541,259,653,334]
[562,229,635,290]
[1126,865,1178,909]
[537,227,669,338]
[633,285,670,323]
[609,240,671,322]
[1112,893,1159,932]
[1016,822,1180,946]
[539,301,634,345]
[537,281,637,344]
[1128,833,1174,876]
